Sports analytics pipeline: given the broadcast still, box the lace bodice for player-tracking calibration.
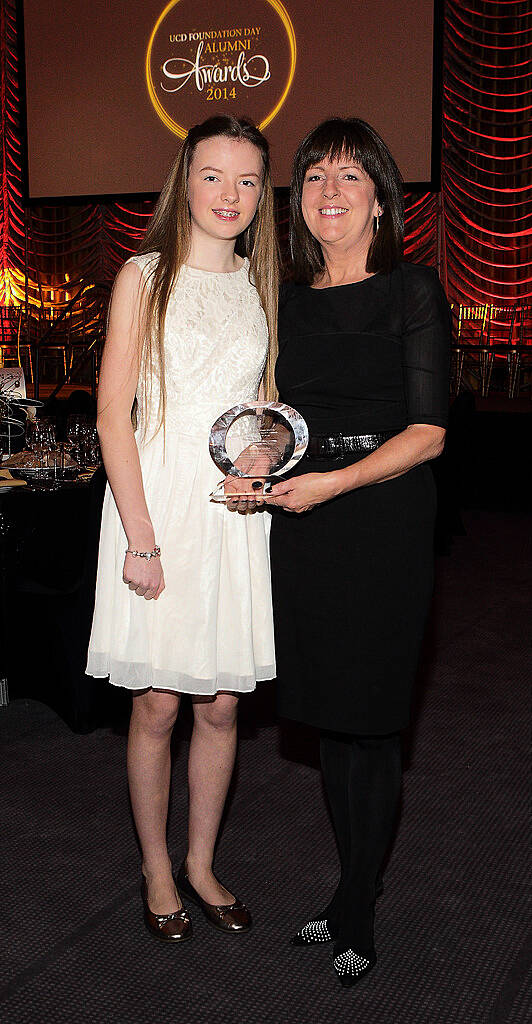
[129,252,268,438]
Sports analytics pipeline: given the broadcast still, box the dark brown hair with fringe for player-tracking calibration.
[289,118,404,284]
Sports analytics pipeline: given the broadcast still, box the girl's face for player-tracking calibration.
[301,155,381,253]
[187,136,263,244]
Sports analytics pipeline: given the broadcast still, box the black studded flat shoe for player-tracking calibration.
[291,876,384,948]
[291,917,334,946]
[333,948,377,988]
[141,877,192,942]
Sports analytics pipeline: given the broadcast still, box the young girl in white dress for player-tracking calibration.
[86,116,279,942]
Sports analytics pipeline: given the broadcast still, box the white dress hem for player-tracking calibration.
[87,653,276,695]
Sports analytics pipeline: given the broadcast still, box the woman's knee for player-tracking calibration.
[193,693,238,732]
[132,689,180,737]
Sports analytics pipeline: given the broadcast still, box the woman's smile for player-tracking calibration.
[319,205,349,218]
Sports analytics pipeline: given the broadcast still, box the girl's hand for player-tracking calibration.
[224,475,265,514]
[123,552,165,600]
[264,472,340,514]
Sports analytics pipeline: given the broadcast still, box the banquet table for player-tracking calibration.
[0,468,129,732]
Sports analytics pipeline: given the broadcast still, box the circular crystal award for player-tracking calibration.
[209,401,308,502]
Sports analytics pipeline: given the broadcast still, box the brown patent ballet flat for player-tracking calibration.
[141,877,192,942]
[176,862,252,933]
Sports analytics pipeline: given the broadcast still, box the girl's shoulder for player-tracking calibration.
[123,251,160,282]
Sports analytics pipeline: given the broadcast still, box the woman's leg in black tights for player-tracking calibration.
[335,732,402,956]
[318,731,352,934]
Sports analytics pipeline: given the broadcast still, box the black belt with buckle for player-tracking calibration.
[305,430,397,460]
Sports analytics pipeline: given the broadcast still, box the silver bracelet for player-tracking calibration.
[125,545,161,561]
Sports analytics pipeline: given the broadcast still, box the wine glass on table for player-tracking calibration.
[65,414,88,467]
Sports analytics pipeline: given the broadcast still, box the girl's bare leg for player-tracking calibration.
[186,692,239,903]
[127,689,181,914]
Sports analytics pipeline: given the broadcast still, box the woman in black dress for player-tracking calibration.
[266,119,450,987]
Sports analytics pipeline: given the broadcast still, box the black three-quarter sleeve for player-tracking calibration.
[400,264,451,428]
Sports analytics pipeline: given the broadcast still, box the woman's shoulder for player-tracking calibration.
[279,277,307,311]
[392,262,450,333]
[394,260,444,296]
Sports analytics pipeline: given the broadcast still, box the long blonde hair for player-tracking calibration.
[136,116,279,436]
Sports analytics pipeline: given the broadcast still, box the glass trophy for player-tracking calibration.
[209,401,308,502]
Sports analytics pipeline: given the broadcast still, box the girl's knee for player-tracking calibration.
[193,693,238,732]
[132,690,180,736]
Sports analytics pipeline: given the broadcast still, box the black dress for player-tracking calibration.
[270,262,450,735]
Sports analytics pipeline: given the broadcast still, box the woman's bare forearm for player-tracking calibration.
[328,424,446,498]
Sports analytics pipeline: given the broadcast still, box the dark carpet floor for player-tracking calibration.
[1,510,530,1024]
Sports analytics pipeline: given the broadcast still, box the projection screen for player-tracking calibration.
[22,0,440,198]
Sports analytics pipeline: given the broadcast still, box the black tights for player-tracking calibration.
[319,729,402,955]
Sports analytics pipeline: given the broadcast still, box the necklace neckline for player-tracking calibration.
[309,271,380,291]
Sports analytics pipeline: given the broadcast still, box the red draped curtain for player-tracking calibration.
[443,0,532,304]
[0,0,530,311]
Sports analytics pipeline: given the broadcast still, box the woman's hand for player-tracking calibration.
[123,552,165,600]
[265,472,339,514]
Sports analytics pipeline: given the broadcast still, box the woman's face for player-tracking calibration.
[301,155,381,253]
[187,136,263,244]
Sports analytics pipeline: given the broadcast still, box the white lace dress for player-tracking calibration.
[86,253,275,694]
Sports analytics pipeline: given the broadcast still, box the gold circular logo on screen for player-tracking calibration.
[146,0,296,138]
